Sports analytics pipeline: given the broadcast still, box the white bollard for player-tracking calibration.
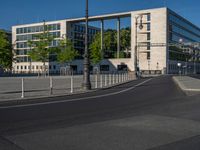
[105,74,107,87]
[115,73,118,84]
[113,73,115,85]
[50,77,53,95]
[21,78,24,98]
[70,72,73,93]
[100,74,103,88]
[95,74,98,88]
[128,73,130,80]
[109,74,112,85]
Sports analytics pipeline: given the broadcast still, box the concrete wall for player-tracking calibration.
[131,8,167,73]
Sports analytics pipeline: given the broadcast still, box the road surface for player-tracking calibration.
[0,76,200,150]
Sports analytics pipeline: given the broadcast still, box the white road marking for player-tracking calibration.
[0,78,153,109]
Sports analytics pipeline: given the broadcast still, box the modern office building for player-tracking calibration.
[12,21,99,73]
[12,7,200,74]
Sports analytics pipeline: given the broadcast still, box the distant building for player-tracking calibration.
[12,7,200,74]
[12,21,99,74]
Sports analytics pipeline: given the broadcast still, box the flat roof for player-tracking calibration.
[66,11,132,23]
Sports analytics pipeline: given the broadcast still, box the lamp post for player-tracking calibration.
[82,0,91,90]
[135,15,143,78]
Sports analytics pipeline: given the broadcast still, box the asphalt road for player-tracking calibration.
[0,76,200,150]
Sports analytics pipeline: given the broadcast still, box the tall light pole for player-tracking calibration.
[135,15,143,78]
[82,0,91,90]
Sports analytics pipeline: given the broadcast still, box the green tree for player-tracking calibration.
[90,33,103,65]
[57,38,78,66]
[120,27,131,51]
[0,30,12,71]
[89,28,131,59]
[28,22,54,74]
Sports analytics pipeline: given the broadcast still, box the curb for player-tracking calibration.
[172,76,200,96]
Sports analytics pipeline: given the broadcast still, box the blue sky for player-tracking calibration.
[0,0,200,30]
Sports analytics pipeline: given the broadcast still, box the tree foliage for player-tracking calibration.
[56,38,78,66]
[0,30,12,70]
[89,28,131,60]
[90,33,102,65]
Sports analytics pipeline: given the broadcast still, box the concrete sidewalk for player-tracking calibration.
[173,76,200,96]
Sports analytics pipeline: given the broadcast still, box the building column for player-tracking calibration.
[117,18,121,58]
[101,20,104,58]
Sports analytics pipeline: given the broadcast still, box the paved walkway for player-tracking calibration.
[173,76,200,95]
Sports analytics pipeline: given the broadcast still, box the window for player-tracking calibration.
[53,65,56,69]
[21,66,23,69]
[117,65,128,71]
[147,23,151,31]
[147,42,151,50]
[147,14,151,21]
[16,28,20,34]
[100,65,109,71]
[147,52,150,60]
[147,33,151,40]
[17,66,19,69]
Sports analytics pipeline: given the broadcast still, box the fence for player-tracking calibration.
[0,72,135,100]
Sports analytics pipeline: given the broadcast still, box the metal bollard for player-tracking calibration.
[70,72,73,93]
[95,74,98,88]
[21,78,24,98]
[105,74,107,87]
[115,73,118,84]
[50,77,53,95]
[109,74,112,85]
[113,73,115,85]
[100,74,103,88]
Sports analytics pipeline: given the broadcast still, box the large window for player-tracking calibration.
[147,33,151,40]
[147,14,151,22]
[147,23,151,31]
[16,23,61,34]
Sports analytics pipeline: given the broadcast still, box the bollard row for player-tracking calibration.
[93,72,133,89]
[20,72,133,99]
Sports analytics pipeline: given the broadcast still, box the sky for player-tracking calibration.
[0,0,200,30]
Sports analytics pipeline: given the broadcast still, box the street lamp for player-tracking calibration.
[82,0,91,90]
[135,15,143,78]
[179,38,187,75]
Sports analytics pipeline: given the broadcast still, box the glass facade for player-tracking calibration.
[168,10,200,63]
[15,23,61,63]
[169,11,200,43]
[72,24,100,58]
[16,24,60,34]
[16,32,60,41]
